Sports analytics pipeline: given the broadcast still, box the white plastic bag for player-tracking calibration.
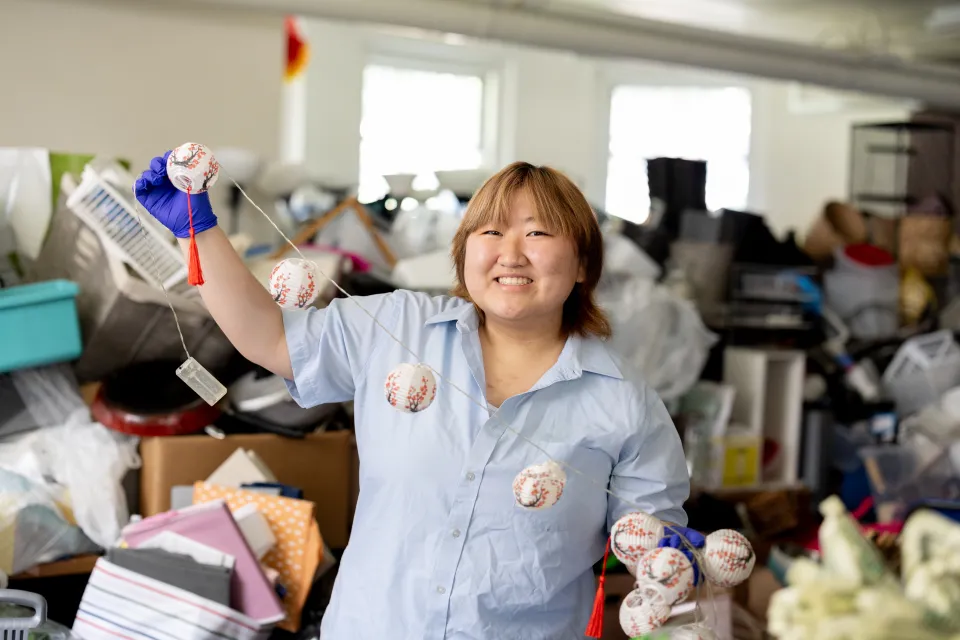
[0,408,140,549]
[598,276,717,402]
[0,466,101,576]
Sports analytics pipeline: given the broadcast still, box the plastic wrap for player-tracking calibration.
[0,408,140,575]
[598,275,717,402]
[0,364,86,438]
[0,466,100,579]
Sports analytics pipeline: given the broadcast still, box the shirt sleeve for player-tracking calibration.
[282,292,400,408]
[607,383,691,529]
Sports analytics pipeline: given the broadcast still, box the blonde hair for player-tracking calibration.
[450,161,611,339]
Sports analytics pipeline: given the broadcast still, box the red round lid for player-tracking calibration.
[843,243,895,267]
[91,384,220,437]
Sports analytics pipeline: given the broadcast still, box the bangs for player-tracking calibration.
[460,165,583,238]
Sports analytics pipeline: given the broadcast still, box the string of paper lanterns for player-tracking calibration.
[166,142,756,638]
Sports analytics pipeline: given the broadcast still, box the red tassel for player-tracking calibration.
[585,537,611,638]
[185,190,204,286]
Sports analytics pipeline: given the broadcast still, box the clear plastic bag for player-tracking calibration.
[598,276,717,402]
[0,467,100,578]
[0,408,140,556]
[0,364,86,439]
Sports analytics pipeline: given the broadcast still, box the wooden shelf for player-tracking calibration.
[12,554,100,580]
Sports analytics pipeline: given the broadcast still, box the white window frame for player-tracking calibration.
[358,42,503,196]
[595,61,757,221]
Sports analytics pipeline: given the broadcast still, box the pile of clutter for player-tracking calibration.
[768,496,960,640]
[71,447,334,640]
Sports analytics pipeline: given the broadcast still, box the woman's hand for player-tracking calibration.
[659,525,706,584]
[134,151,218,238]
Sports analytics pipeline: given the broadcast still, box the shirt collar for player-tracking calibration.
[425,302,623,381]
[424,301,479,331]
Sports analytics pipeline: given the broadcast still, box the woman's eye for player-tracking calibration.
[481,229,501,236]
[528,230,549,237]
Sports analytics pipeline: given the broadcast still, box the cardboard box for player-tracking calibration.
[139,430,358,549]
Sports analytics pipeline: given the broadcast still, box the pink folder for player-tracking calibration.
[119,499,285,624]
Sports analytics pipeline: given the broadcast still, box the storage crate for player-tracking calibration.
[32,180,235,384]
[882,330,960,415]
[0,279,82,374]
[66,159,189,292]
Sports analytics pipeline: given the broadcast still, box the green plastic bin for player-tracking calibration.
[0,280,82,374]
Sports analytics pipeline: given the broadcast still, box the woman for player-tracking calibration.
[136,156,691,639]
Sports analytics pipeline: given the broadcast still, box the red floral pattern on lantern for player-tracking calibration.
[611,512,664,568]
[269,259,320,309]
[167,142,220,193]
[618,589,671,637]
[636,547,694,604]
[512,461,565,509]
[384,364,437,413]
[703,530,755,587]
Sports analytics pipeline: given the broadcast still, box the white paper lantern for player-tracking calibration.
[635,547,695,605]
[384,363,437,413]
[702,529,756,587]
[512,460,566,510]
[167,142,220,193]
[611,511,665,571]
[619,588,671,637]
[269,259,320,309]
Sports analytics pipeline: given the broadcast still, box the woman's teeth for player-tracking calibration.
[497,277,532,285]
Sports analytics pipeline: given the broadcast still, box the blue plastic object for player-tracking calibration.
[0,280,82,373]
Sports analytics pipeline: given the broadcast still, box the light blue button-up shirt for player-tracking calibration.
[283,289,690,640]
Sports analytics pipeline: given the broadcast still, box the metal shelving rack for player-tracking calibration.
[849,120,955,220]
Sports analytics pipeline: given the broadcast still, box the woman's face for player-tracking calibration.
[463,189,584,332]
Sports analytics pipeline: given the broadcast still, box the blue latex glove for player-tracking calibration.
[134,150,217,239]
[659,525,706,585]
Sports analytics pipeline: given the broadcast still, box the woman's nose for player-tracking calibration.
[498,233,527,266]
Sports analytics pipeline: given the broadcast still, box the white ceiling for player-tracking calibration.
[470,0,960,62]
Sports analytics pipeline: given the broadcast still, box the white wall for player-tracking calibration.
[749,85,912,236]
[0,1,914,241]
[1,0,284,175]
[295,18,914,237]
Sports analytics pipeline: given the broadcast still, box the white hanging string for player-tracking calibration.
[130,185,190,359]
[130,159,728,636]
[222,169,724,631]
[226,172,654,510]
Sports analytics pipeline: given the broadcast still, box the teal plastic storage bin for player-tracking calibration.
[0,280,82,373]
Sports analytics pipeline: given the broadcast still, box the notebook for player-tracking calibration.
[118,499,285,624]
[206,448,277,487]
[193,483,322,632]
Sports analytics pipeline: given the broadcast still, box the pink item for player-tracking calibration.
[802,497,904,552]
[304,244,372,273]
[119,500,285,624]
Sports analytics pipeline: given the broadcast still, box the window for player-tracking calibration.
[358,63,489,203]
[605,86,752,224]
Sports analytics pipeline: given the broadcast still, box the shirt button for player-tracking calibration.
[466,472,476,481]
[437,586,446,594]
[452,529,461,538]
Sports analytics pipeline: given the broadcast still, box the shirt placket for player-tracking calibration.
[421,326,581,639]
[421,324,509,640]
[421,408,511,640]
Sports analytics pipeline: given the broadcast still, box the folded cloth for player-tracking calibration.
[107,547,232,606]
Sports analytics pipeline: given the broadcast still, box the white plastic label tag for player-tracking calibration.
[177,357,227,406]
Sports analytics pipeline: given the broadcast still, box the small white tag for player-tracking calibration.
[177,357,227,406]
